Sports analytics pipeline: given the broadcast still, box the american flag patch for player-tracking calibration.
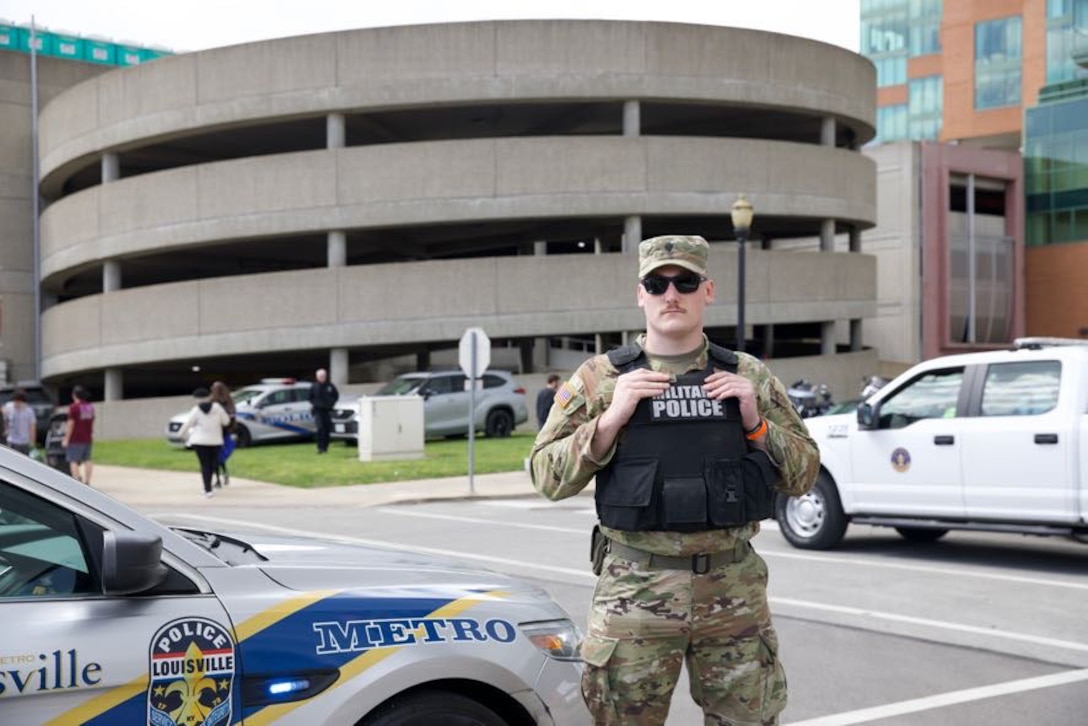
[555,382,576,409]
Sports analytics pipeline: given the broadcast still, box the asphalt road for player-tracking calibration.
[157,494,1088,726]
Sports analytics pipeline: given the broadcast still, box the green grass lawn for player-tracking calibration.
[94,434,537,488]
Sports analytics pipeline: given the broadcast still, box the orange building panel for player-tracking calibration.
[939,0,1048,142]
[908,54,943,79]
[1026,244,1088,337]
[877,84,908,107]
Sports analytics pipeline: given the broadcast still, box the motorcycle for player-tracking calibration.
[786,379,834,418]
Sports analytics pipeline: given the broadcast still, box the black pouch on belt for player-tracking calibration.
[590,524,608,576]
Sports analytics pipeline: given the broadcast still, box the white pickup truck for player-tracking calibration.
[776,338,1088,549]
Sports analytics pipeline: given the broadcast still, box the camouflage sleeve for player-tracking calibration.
[740,355,821,497]
[529,355,616,501]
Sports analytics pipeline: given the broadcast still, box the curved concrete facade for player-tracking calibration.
[36,20,878,399]
[41,139,874,280]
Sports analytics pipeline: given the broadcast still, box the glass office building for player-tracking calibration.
[862,0,1088,146]
[1024,87,1088,246]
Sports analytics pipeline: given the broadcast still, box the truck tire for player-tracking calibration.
[484,409,514,438]
[895,526,949,543]
[775,472,848,550]
[359,690,507,726]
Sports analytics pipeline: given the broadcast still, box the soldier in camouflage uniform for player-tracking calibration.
[530,235,819,725]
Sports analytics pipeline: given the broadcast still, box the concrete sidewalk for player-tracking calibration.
[90,464,549,511]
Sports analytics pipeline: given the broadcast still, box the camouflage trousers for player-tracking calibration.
[580,548,787,726]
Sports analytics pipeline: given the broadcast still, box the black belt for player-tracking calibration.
[606,539,751,575]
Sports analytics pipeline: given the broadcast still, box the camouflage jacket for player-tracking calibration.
[530,335,820,556]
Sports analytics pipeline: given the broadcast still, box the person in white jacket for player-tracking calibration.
[178,387,231,498]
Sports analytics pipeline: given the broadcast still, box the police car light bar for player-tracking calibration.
[1013,337,1088,350]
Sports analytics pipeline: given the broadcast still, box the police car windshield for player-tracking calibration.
[376,378,425,396]
[231,389,265,405]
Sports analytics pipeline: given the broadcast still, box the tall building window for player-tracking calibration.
[1024,97,1088,246]
[1045,0,1088,84]
[873,56,908,86]
[975,16,1023,109]
[862,0,909,87]
[948,177,1013,344]
[908,0,942,56]
[908,75,943,139]
[876,104,908,143]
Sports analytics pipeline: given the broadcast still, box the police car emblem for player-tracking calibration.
[890,447,911,473]
[148,617,235,726]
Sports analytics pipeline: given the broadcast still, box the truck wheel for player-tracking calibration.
[234,426,252,448]
[484,409,514,438]
[895,527,949,543]
[775,472,848,550]
[359,690,507,726]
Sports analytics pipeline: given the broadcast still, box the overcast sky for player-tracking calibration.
[2,0,861,53]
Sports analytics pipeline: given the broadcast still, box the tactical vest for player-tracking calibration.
[594,343,778,532]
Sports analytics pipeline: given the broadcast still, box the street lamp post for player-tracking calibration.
[731,194,754,353]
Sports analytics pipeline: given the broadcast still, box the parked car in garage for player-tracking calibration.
[331,370,529,443]
[166,379,314,448]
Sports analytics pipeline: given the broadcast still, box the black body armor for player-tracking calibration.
[594,343,778,532]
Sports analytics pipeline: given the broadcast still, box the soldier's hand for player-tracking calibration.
[608,368,671,421]
[592,369,671,456]
[703,370,760,431]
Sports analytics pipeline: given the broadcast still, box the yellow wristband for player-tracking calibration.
[744,418,768,441]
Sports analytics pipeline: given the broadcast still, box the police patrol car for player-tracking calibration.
[166,380,316,448]
[0,448,589,725]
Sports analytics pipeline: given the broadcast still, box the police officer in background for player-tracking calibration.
[308,368,339,454]
[530,235,819,725]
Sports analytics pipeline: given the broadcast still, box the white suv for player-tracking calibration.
[165,379,316,447]
[779,338,1088,549]
[331,370,529,442]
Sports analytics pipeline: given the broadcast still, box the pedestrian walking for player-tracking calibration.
[178,387,231,498]
[2,389,37,456]
[308,368,339,454]
[62,385,95,484]
[210,380,236,487]
[530,234,820,725]
[536,373,561,429]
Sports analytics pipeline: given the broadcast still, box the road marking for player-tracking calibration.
[787,667,1088,725]
[765,549,1088,592]
[164,513,1088,657]
[376,510,1084,593]
[378,508,587,534]
[771,597,1088,653]
[479,500,597,514]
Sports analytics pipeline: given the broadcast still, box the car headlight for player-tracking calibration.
[519,619,581,661]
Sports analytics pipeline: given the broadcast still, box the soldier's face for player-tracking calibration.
[637,264,715,339]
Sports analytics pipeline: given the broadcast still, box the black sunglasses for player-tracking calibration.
[640,272,706,295]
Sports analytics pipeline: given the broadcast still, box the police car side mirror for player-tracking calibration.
[101,530,169,596]
[857,402,877,431]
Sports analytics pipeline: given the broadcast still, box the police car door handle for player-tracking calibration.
[933,435,954,445]
[1034,433,1058,445]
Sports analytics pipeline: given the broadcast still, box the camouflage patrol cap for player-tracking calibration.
[638,235,709,278]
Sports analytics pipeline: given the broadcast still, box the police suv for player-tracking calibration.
[0,449,588,724]
[166,379,315,448]
[778,338,1088,550]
